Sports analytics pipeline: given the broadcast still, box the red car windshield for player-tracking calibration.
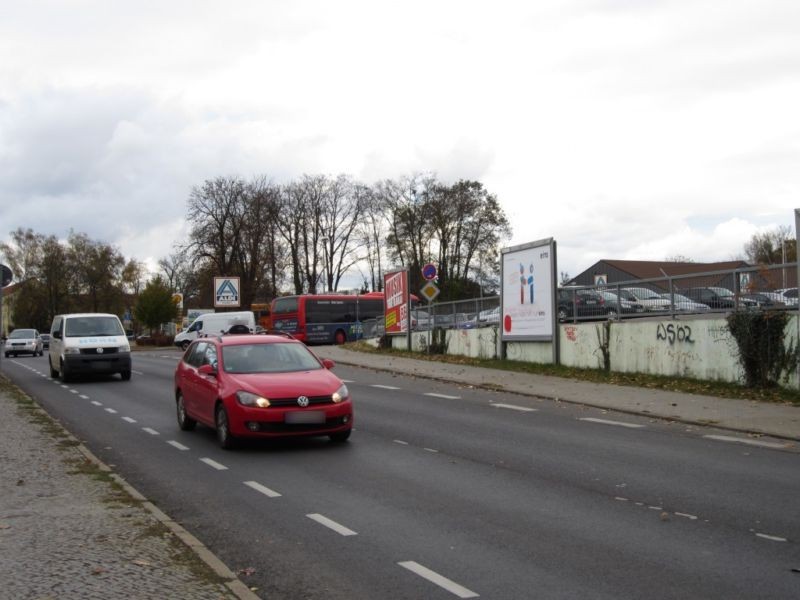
[222,342,323,374]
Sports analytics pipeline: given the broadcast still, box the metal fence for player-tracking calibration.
[559,261,798,323]
[358,262,798,337]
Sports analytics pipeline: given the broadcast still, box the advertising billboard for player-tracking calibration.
[384,269,409,334]
[500,238,556,341]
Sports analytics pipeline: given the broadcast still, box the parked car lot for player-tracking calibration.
[774,287,798,306]
[597,291,645,316]
[657,292,711,312]
[619,287,670,312]
[683,287,757,309]
[4,329,44,357]
[558,288,608,321]
[174,333,353,449]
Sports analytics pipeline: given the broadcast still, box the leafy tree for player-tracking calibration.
[135,276,178,331]
[744,225,796,265]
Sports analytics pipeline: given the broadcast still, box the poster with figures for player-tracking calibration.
[500,238,555,340]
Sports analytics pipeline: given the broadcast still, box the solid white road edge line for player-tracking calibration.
[579,417,644,428]
[306,513,357,536]
[167,440,190,451]
[491,403,537,412]
[398,561,479,599]
[200,457,228,470]
[243,480,281,498]
[703,434,786,449]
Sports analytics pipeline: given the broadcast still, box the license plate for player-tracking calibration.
[285,411,325,424]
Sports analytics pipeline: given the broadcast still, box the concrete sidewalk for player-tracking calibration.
[314,346,800,442]
[0,377,259,600]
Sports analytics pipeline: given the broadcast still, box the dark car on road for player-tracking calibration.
[39,333,51,349]
[174,333,353,449]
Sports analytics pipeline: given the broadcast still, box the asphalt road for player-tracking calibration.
[2,350,799,599]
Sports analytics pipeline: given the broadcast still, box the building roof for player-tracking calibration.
[598,259,750,280]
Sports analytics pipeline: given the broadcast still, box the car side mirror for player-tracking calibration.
[53,331,62,340]
[322,359,335,370]
[198,364,217,377]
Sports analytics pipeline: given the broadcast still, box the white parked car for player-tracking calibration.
[775,288,798,306]
[4,328,44,357]
[619,287,670,311]
[658,293,711,312]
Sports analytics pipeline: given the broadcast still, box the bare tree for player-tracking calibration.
[744,225,796,265]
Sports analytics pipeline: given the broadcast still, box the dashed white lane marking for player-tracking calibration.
[142,427,160,436]
[491,403,537,412]
[703,435,786,450]
[132,370,144,375]
[79,395,89,400]
[424,448,439,453]
[61,385,69,389]
[167,440,190,451]
[159,355,181,360]
[424,392,461,400]
[69,389,79,394]
[340,379,355,383]
[104,408,118,414]
[91,401,103,406]
[370,384,401,390]
[579,417,644,429]
[393,440,410,445]
[306,513,357,536]
[122,417,137,424]
[675,512,698,520]
[756,533,787,542]
[244,480,282,498]
[200,457,228,471]
[398,561,479,598]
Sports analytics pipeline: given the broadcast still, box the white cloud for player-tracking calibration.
[1,0,799,285]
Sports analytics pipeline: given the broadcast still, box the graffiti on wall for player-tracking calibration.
[656,323,695,345]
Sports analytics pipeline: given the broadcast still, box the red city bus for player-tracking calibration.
[270,292,419,345]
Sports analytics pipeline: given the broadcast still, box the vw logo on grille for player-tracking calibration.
[297,396,310,407]
[96,347,104,354]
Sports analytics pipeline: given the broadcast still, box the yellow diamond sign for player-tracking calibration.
[420,281,440,302]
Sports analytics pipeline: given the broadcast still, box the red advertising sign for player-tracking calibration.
[383,269,409,334]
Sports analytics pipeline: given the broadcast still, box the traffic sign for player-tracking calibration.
[420,281,440,302]
[422,263,437,281]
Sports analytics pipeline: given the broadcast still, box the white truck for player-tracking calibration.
[173,311,256,350]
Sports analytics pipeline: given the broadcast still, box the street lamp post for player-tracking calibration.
[320,237,329,293]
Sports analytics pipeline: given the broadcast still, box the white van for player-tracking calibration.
[173,311,256,350]
[49,313,132,382]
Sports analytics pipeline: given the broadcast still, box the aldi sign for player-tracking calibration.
[214,277,241,307]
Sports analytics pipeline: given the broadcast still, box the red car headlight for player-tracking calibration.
[236,391,270,408]
[331,384,349,403]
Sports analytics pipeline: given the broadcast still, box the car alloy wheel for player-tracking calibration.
[215,405,235,449]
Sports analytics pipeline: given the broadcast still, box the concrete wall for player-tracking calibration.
[388,314,800,389]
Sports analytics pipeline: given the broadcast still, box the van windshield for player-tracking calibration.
[64,317,125,337]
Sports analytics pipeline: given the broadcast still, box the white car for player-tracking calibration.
[775,288,798,306]
[4,328,44,357]
[659,293,711,312]
[619,287,670,311]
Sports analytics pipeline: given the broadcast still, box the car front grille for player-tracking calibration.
[79,347,120,355]
[268,395,333,407]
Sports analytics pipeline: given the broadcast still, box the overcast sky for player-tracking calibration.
[2,0,799,285]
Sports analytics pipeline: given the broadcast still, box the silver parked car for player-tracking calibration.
[4,328,44,357]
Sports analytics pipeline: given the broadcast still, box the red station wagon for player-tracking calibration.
[174,334,353,449]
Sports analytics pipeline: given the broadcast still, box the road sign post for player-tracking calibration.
[0,264,13,366]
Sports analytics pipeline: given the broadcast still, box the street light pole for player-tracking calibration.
[320,237,329,293]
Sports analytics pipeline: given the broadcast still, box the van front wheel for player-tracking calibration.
[181,340,190,351]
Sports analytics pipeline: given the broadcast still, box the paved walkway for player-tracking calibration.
[0,376,258,600]
[314,345,800,441]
